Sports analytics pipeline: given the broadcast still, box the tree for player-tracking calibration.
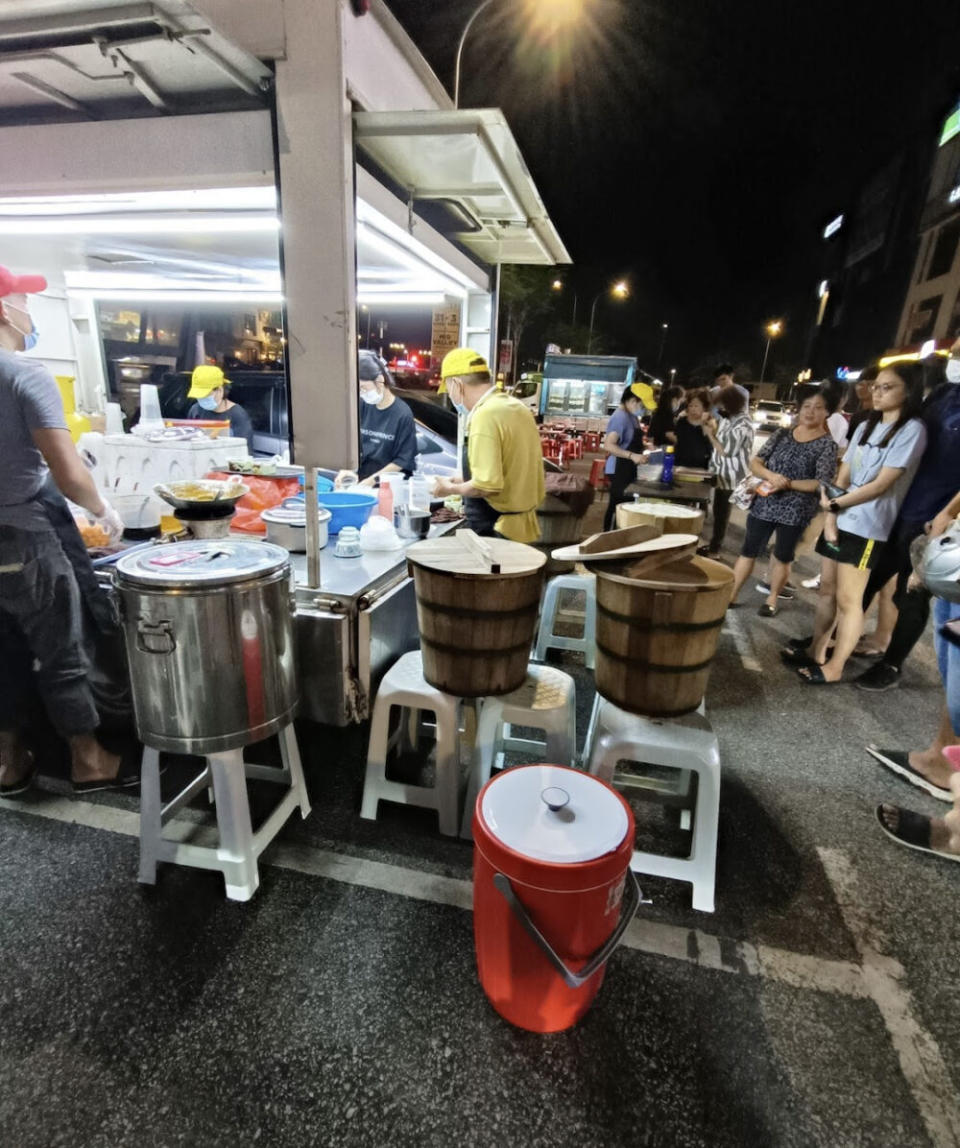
[543,321,608,355]
[498,265,558,381]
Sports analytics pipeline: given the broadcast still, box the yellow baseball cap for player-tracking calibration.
[630,381,656,411]
[187,364,229,398]
[440,347,490,380]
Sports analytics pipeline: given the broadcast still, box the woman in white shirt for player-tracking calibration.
[792,362,927,684]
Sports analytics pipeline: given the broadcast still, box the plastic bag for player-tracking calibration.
[205,471,301,533]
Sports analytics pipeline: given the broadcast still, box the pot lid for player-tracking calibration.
[594,553,734,590]
[480,765,629,864]
[115,539,289,587]
[261,504,332,526]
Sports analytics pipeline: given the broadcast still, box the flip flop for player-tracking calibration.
[0,752,37,798]
[853,643,885,658]
[865,745,952,803]
[757,604,778,618]
[780,647,821,668]
[875,804,960,864]
[797,664,840,685]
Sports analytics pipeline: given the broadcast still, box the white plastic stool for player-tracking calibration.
[585,695,720,912]
[533,573,596,669]
[460,664,577,838]
[361,650,464,836]
[138,722,311,902]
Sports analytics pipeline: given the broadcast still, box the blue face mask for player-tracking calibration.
[6,302,38,351]
[197,394,220,411]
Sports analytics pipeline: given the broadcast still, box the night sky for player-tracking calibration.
[382,0,960,380]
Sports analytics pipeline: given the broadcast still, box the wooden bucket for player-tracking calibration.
[615,499,705,537]
[592,556,733,717]
[535,492,589,575]
[407,533,546,697]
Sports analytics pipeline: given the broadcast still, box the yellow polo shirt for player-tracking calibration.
[467,390,545,542]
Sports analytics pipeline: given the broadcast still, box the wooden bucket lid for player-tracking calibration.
[407,529,546,576]
[617,500,703,519]
[592,554,734,590]
[553,530,698,564]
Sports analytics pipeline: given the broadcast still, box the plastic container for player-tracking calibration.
[377,480,394,522]
[135,384,165,436]
[316,490,378,534]
[472,764,640,1032]
[660,445,675,485]
[105,402,125,436]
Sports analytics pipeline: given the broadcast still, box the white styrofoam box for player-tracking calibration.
[98,435,249,492]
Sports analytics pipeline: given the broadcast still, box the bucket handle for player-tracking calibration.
[492,869,646,989]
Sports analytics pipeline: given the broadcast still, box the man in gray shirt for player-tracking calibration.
[0,265,129,797]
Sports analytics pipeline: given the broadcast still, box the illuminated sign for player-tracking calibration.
[836,368,862,381]
[940,103,960,148]
[949,186,960,205]
[823,214,844,239]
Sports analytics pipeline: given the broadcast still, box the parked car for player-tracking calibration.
[751,399,791,432]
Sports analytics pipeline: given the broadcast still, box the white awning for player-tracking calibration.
[0,0,271,123]
[354,107,571,267]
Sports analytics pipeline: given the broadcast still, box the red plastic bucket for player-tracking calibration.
[472,764,639,1033]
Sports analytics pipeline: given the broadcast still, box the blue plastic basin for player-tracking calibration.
[316,490,378,534]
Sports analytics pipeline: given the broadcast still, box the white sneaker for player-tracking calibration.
[802,575,821,590]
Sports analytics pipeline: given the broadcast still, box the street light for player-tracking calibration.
[760,319,784,383]
[657,321,669,370]
[588,280,628,353]
[454,0,587,107]
[552,277,578,326]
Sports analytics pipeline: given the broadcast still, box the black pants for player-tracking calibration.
[603,465,637,531]
[861,516,930,670]
[709,488,733,553]
[0,527,99,738]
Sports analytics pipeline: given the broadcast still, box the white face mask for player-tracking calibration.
[360,386,382,405]
[946,359,960,385]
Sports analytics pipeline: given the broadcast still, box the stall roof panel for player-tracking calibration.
[0,0,271,124]
[354,108,571,267]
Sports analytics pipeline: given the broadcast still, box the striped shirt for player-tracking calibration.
[710,413,755,490]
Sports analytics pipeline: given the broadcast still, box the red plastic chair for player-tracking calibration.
[588,457,609,491]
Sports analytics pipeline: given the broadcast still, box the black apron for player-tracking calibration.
[33,477,132,724]
[461,434,501,537]
[610,418,645,487]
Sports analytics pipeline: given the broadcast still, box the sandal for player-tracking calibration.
[780,647,821,668]
[757,604,778,618]
[0,751,37,798]
[797,665,840,685]
[865,745,952,803]
[853,642,885,658]
[875,804,960,864]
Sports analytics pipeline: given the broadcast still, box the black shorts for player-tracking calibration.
[815,529,882,571]
[741,515,806,564]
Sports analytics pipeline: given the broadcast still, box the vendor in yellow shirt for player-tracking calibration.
[432,347,545,542]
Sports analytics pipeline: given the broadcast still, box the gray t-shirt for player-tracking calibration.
[838,417,927,542]
[0,348,67,529]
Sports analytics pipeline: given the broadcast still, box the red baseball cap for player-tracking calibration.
[0,265,47,298]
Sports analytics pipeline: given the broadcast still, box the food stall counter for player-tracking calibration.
[291,521,458,727]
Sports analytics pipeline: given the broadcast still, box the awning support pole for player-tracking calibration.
[304,467,321,589]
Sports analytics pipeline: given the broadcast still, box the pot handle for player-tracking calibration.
[492,868,645,990]
[136,618,176,654]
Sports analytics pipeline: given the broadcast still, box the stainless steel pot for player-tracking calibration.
[261,499,331,553]
[115,539,298,754]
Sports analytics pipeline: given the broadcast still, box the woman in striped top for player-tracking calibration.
[700,385,755,557]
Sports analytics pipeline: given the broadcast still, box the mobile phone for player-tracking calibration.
[822,482,848,501]
[940,619,960,649]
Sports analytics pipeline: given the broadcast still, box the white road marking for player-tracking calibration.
[3,793,866,999]
[722,609,762,672]
[819,847,960,1148]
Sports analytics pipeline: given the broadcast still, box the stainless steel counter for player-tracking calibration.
[290,522,457,727]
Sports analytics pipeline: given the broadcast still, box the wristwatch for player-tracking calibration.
[829,499,841,514]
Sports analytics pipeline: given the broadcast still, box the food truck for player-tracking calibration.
[539,352,639,423]
[0,0,570,725]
